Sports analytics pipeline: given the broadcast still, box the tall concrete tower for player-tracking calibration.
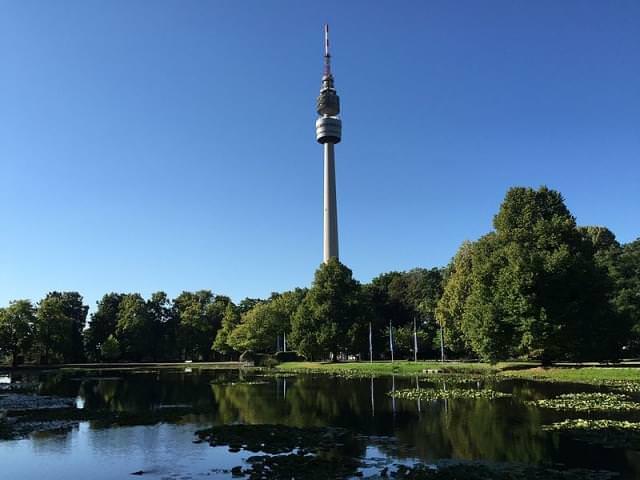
[315,24,342,263]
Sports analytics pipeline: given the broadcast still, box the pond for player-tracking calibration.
[1,368,640,479]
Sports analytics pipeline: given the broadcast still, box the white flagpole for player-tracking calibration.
[369,322,373,363]
[413,317,418,362]
[389,320,394,363]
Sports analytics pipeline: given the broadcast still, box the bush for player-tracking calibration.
[260,355,279,368]
[274,351,305,363]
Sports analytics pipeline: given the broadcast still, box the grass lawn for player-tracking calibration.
[502,366,640,383]
[276,360,528,375]
[276,361,640,384]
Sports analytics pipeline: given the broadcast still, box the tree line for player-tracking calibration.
[1,186,638,366]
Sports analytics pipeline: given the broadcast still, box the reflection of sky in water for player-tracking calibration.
[358,445,424,477]
[0,374,10,384]
[1,423,248,480]
[0,424,432,480]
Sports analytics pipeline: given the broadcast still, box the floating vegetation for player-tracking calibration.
[388,388,511,401]
[208,380,269,386]
[392,462,618,480]
[195,424,356,455]
[419,372,498,386]
[604,380,640,393]
[528,392,640,412]
[254,372,298,379]
[233,453,361,479]
[543,419,640,449]
[279,368,379,379]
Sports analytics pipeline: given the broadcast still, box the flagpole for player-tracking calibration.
[413,317,418,362]
[369,322,373,363]
[389,320,394,363]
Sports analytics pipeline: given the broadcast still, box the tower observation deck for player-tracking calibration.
[315,24,342,263]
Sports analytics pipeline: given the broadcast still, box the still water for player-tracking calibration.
[1,368,640,479]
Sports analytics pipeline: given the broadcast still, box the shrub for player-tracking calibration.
[274,351,305,363]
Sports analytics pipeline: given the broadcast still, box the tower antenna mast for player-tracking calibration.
[323,24,331,77]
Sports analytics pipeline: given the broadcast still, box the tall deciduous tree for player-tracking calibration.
[35,292,88,362]
[228,289,306,353]
[585,231,640,353]
[616,239,640,351]
[0,300,35,366]
[84,293,124,361]
[147,291,174,361]
[290,259,363,360]
[116,293,152,361]
[435,242,475,356]
[176,291,229,360]
[438,186,620,363]
[212,303,242,358]
[35,293,77,363]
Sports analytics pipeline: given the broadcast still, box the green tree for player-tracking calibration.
[0,300,35,366]
[616,239,640,351]
[237,297,263,314]
[175,291,229,360]
[587,234,640,353]
[435,242,475,356]
[115,294,152,361]
[227,289,305,353]
[440,186,620,363]
[147,291,174,361]
[213,303,241,358]
[290,259,363,360]
[100,334,120,361]
[365,268,443,359]
[35,292,88,362]
[35,294,76,363]
[84,293,124,361]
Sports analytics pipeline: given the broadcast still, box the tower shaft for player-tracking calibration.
[323,142,338,262]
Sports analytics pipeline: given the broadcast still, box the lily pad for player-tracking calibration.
[528,392,640,412]
[388,388,511,401]
[543,419,640,449]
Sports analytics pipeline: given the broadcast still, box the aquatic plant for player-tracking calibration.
[235,453,361,479]
[543,419,640,449]
[392,462,618,480]
[528,392,640,412]
[388,388,510,401]
[195,424,356,455]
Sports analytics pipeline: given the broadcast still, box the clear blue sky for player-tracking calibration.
[1,1,639,311]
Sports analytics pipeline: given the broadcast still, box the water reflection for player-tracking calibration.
[2,369,640,479]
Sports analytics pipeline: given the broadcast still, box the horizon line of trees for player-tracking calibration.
[1,186,639,367]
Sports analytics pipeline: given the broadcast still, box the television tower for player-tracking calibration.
[316,24,342,263]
